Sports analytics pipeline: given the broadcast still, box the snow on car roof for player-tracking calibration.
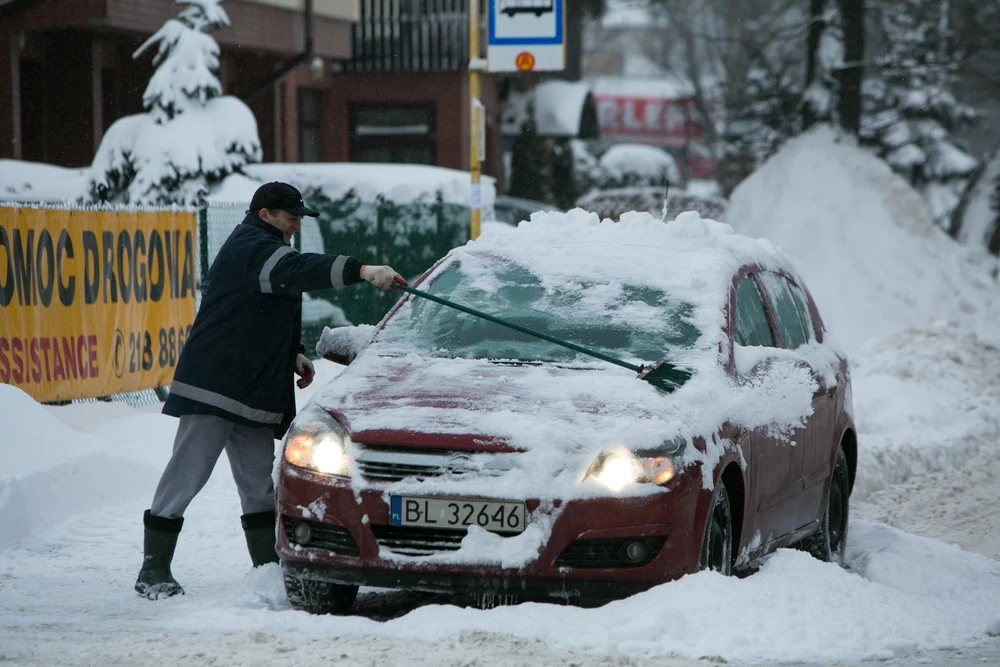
[455,207,799,336]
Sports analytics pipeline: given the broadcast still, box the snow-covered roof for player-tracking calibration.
[501,80,593,137]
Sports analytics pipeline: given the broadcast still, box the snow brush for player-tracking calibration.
[392,283,691,392]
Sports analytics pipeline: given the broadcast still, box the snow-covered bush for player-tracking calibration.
[86,0,261,206]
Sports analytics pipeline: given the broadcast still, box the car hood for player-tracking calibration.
[308,353,698,499]
[312,353,686,452]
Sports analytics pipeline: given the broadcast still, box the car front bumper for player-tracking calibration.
[276,463,708,603]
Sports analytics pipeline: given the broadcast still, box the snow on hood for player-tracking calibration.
[308,209,825,500]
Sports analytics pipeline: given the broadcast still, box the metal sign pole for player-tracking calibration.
[469,1,482,241]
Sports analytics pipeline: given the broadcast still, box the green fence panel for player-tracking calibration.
[305,191,469,328]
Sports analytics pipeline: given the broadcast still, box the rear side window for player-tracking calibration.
[734,275,775,347]
[786,281,816,342]
[759,272,812,349]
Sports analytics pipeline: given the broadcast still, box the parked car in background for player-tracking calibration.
[276,209,856,614]
[576,186,728,222]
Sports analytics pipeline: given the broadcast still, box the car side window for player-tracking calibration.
[786,281,816,343]
[734,275,775,347]
[759,272,810,349]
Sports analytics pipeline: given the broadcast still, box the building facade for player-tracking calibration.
[0,0,503,184]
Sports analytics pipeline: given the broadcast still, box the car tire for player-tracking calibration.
[800,447,850,566]
[698,483,733,575]
[284,571,359,615]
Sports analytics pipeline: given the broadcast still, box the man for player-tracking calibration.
[135,181,404,600]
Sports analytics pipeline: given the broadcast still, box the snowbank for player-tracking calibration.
[727,125,1000,354]
[850,324,1000,497]
[0,385,167,547]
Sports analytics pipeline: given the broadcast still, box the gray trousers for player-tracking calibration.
[150,414,277,519]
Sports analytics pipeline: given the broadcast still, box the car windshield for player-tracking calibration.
[377,259,699,364]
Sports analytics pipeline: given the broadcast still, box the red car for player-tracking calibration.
[276,211,856,614]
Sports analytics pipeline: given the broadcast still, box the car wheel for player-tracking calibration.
[801,447,850,566]
[284,571,359,615]
[698,483,733,575]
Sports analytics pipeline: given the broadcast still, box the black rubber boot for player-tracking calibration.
[242,511,279,567]
[135,510,184,600]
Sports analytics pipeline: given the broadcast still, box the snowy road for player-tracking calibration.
[2,338,1000,666]
[1,460,999,667]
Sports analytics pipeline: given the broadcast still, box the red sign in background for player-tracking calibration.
[594,95,703,147]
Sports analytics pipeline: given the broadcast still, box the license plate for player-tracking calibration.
[390,496,526,534]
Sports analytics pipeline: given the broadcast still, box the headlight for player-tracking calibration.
[283,404,351,477]
[584,438,685,491]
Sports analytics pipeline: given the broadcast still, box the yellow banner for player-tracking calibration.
[0,207,198,402]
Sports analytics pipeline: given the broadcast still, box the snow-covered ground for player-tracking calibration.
[2,127,1000,665]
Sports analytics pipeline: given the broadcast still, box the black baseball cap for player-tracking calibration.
[249,181,319,217]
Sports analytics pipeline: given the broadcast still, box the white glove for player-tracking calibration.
[360,264,406,291]
[295,353,315,389]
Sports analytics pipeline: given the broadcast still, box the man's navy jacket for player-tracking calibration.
[163,214,362,438]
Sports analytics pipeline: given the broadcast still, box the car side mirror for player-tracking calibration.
[315,324,376,366]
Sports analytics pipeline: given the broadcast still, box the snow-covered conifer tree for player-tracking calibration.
[861,0,978,232]
[722,62,802,177]
[802,4,843,130]
[86,0,261,206]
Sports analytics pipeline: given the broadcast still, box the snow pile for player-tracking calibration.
[0,385,163,546]
[727,125,1000,353]
[0,160,87,202]
[88,517,1000,665]
[851,324,1000,492]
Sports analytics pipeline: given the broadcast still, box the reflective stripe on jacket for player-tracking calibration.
[163,214,362,437]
